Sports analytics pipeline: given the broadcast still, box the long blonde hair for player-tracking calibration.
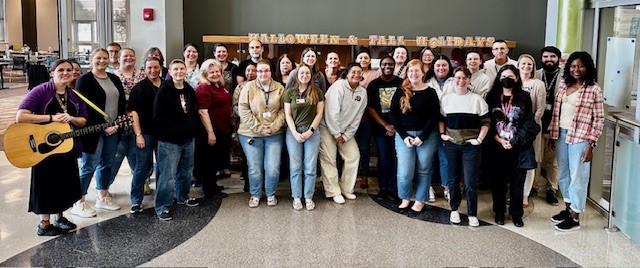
[400,59,425,113]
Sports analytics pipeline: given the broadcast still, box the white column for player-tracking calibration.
[129,0,184,68]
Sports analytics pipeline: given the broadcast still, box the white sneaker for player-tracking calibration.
[267,196,278,206]
[333,195,346,204]
[95,195,121,211]
[71,201,97,218]
[468,216,479,227]
[342,192,356,200]
[450,211,461,224]
[428,186,436,203]
[444,188,450,201]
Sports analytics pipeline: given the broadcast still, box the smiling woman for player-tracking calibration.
[15,59,88,236]
[75,48,127,218]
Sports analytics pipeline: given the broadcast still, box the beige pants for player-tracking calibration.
[534,135,559,192]
[318,126,360,198]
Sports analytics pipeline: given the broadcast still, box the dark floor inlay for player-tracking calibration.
[1,197,222,267]
[370,194,492,226]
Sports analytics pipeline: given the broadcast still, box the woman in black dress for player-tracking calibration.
[16,59,88,236]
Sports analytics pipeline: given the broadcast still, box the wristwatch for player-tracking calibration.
[309,126,315,132]
[135,133,142,137]
[590,141,597,148]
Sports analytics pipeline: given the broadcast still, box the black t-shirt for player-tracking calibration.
[367,76,403,132]
[129,78,162,136]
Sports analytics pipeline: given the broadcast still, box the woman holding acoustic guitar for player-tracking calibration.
[16,59,88,236]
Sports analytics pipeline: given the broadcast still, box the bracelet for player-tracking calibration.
[476,138,483,144]
[49,115,53,122]
[477,136,483,142]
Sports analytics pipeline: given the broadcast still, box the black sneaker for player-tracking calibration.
[177,198,200,207]
[130,204,143,214]
[546,189,560,206]
[53,217,77,231]
[158,210,172,221]
[529,188,538,197]
[551,209,571,223]
[37,224,68,236]
[555,218,580,232]
[375,190,389,200]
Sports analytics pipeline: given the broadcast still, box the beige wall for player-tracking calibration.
[5,0,59,51]
[6,0,22,47]
[35,0,58,51]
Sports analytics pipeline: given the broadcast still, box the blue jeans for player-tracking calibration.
[355,121,372,176]
[374,130,397,192]
[131,134,156,206]
[239,133,284,197]
[556,129,591,213]
[444,141,481,216]
[436,140,450,187]
[395,130,438,202]
[79,134,118,195]
[154,139,194,215]
[110,132,137,186]
[286,128,320,199]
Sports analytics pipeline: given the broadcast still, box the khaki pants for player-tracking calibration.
[534,135,559,191]
[318,126,360,198]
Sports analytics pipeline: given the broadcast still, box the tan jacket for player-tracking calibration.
[523,78,546,162]
[237,80,286,137]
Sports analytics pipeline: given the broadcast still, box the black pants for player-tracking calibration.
[194,130,232,196]
[491,148,526,220]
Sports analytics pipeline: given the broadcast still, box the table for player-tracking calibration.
[0,62,11,89]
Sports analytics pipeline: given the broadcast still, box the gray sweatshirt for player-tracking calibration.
[320,79,367,141]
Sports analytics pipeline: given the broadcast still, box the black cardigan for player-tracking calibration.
[76,72,126,153]
[153,80,199,144]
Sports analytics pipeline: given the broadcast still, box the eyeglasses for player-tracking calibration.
[257,70,271,73]
[453,76,469,80]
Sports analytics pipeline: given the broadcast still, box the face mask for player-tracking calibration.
[501,77,516,88]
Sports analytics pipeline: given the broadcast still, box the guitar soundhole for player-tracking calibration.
[47,133,61,145]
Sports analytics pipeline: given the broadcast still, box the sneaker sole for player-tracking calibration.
[71,211,96,218]
[554,225,581,232]
[96,206,121,211]
[158,217,172,221]
[550,217,566,224]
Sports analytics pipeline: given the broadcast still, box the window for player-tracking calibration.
[112,0,127,44]
[72,0,98,53]
[69,0,128,53]
[0,0,6,42]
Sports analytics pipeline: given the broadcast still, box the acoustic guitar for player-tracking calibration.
[2,115,132,168]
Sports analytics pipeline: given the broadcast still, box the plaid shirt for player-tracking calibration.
[549,80,604,144]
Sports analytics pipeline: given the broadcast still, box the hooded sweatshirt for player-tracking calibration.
[320,79,368,141]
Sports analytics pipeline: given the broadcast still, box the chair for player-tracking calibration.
[12,58,27,74]
[27,64,50,90]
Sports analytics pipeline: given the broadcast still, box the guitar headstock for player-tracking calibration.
[114,115,133,132]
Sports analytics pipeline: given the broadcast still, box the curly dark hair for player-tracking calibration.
[563,51,596,87]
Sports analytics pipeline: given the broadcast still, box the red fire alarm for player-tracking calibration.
[143,8,154,21]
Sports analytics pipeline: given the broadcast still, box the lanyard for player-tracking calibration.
[500,94,513,116]
[258,81,271,106]
[54,90,68,113]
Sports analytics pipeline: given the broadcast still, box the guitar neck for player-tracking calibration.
[59,121,114,140]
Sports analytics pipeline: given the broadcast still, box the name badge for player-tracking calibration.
[262,111,272,118]
[546,104,552,111]
[296,98,306,104]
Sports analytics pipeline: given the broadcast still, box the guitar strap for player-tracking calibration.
[71,89,110,120]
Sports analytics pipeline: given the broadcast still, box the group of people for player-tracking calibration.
[17,38,603,236]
